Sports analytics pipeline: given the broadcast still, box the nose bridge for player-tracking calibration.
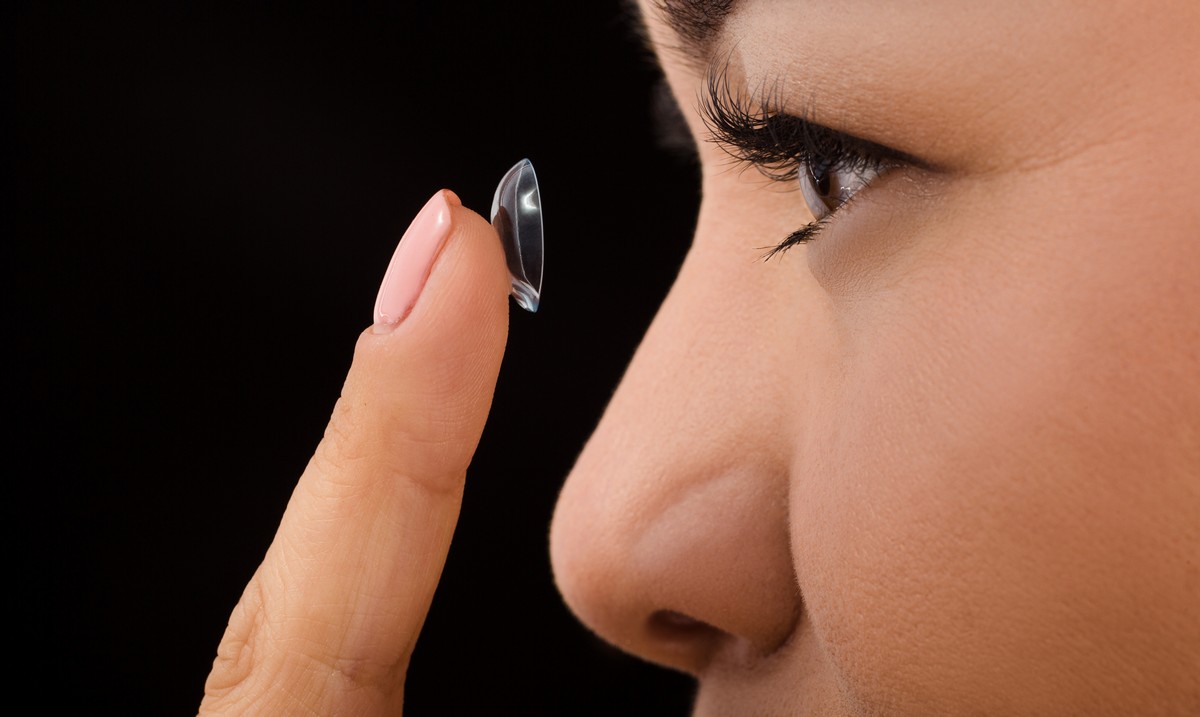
[550,237,805,674]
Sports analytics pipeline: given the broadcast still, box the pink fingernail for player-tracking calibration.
[373,190,456,330]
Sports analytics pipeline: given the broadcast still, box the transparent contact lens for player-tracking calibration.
[491,159,543,312]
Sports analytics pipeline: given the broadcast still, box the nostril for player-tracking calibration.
[652,609,705,633]
[647,610,725,670]
[650,609,708,633]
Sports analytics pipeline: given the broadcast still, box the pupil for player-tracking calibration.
[813,165,832,197]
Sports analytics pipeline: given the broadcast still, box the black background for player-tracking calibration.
[11,2,700,714]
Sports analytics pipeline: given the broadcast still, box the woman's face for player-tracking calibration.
[551,1,1200,714]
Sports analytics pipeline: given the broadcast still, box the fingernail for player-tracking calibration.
[373,190,456,330]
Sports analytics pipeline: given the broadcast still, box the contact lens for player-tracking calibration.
[491,159,543,312]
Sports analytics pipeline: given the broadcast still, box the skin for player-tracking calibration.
[201,2,1199,715]
[550,1,1200,715]
[200,193,514,715]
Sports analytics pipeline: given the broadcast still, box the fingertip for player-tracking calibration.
[347,192,511,478]
[378,196,510,347]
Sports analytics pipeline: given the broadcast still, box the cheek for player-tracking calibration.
[788,161,1200,712]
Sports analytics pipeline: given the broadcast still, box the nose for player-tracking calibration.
[549,226,808,675]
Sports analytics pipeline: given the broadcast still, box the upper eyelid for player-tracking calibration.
[698,63,930,176]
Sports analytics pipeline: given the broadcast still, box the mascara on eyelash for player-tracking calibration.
[700,67,901,181]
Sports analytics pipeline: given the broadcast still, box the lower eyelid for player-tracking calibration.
[770,164,932,256]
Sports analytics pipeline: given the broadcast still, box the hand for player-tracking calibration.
[198,190,510,716]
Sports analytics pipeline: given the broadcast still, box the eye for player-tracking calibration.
[699,67,921,251]
[798,158,882,221]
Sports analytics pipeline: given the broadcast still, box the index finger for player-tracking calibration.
[200,190,511,716]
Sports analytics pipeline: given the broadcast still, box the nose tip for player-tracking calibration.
[549,428,802,675]
[549,468,725,675]
[548,236,810,677]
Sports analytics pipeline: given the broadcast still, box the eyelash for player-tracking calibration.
[700,68,912,257]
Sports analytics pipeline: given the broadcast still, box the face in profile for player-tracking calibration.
[551,1,1200,714]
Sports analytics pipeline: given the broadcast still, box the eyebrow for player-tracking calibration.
[647,0,738,69]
